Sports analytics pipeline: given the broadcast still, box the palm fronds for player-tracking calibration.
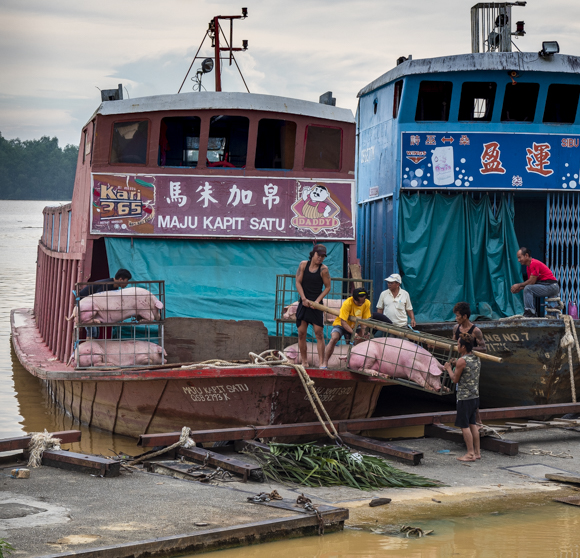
[246,442,440,490]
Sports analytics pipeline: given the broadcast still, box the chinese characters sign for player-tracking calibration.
[90,174,354,239]
[401,132,580,190]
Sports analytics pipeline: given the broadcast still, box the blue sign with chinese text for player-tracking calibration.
[401,132,580,190]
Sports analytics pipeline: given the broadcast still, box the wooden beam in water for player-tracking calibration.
[0,430,81,452]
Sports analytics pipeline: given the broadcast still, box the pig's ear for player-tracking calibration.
[155,301,164,309]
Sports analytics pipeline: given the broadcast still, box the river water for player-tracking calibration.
[1,201,580,556]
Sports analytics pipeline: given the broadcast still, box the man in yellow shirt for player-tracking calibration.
[321,288,371,369]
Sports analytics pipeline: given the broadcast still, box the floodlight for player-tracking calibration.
[539,41,559,57]
[201,58,214,73]
[242,40,248,50]
[242,7,248,18]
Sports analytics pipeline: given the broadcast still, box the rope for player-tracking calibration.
[181,350,341,442]
[128,426,195,465]
[27,430,62,468]
[561,315,579,403]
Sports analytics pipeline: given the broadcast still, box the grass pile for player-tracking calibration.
[246,442,440,490]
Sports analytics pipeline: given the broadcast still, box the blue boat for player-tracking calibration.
[355,2,580,407]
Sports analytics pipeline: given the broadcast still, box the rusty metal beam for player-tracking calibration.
[0,430,81,452]
[424,424,519,456]
[340,433,424,465]
[138,402,580,447]
[178,447,262,482]
[41,450,120,477]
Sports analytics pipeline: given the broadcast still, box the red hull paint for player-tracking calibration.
[12,309,386,438]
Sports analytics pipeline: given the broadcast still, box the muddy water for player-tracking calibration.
[199,502,580,557]
[0,200,137,455]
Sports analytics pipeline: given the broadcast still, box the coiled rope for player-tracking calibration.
[128,426,196,465]
[560,315,579,403]
[27,430,62,468]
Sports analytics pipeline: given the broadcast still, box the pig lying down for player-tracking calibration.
[73,340,167,368]
[284,342,349,369]
[348,338,446,392]
[67,287,163,325]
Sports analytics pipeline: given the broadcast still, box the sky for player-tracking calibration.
[1,0,580,147]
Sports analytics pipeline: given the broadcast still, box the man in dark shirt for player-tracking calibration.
[79,269,132,299]
[510,247,559,318]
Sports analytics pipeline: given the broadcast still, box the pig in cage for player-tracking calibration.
[71,280,166,369]
[275,273,373,367]
[345,317,455,395]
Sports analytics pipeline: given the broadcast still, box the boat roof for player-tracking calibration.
[90,91,355,125]
[358,52,580,97]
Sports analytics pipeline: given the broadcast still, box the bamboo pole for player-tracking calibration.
[309,301,502,363]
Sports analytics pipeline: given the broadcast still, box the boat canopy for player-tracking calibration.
[358,52,580,97]
[104,237,345,334]
[89,91,355,126]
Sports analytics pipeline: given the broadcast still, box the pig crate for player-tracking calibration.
[273,274,373,357]
[72,280,166,370]
[346,317,455,396]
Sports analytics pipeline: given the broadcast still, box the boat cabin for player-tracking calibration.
[357,18,580,323]
[37,92,356,363]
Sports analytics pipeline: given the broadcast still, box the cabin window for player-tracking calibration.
[208,115,249,167]
[393,80,403,118]
[543,84,580,124]
[501,83,539,122]
[459,82,496,121]
[415,81,452,121]
[158,117,201,167]
[255,119,296,169]
[110,120,149,165]
[304,125,342,170]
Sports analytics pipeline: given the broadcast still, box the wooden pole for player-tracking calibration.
[309,301,502,363]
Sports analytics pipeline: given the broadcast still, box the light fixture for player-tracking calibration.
[487,31,500,50]
[495,13,509,28]
[539,41,560,57]
[242,7,248,18]
[242,40,248,50]
[201,58,214,73]
[513,21,526,36]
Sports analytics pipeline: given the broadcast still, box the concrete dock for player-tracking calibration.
[1,424,580,557]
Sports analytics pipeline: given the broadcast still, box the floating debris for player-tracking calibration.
[400,525,434,538]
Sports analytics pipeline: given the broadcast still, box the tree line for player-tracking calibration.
[0,132,78,200]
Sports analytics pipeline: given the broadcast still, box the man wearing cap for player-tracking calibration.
[374,273,416,328]
[321,288,371,369]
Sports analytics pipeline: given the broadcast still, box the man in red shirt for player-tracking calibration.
[510,247,559,318]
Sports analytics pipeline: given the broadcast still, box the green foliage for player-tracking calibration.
[0,538,15,558]
[0,131,78,200]
[247,442,441,490]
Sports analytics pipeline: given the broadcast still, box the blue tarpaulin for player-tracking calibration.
[105,238,344,334]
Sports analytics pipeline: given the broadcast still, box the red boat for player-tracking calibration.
[11,12,388,438]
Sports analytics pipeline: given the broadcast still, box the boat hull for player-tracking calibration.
[418,318,580,408]
[12,309,385,438]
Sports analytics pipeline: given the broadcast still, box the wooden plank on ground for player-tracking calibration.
[0,430,81,452]
[234,439,271,453]
[41,450,120,477]
[340,433,423,465]
[424,424,519,456]
[545,473,580,485]
[178,447,262,482]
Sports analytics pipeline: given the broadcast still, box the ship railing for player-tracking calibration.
[346,317,454,396]
[42,203,73,253]
[273,274,373,356]
[71,280,166,370]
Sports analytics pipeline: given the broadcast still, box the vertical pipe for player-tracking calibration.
[214,16,222,92]
[49,257,60,352]
[41,255,53,341]
[66,211,71,253]
[55,259,66,361]
[64,260,78,364]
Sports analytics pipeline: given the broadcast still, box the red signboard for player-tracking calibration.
[90,174,355,239]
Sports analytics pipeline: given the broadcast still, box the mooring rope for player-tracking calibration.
[128,426,196,465]
[27,430,62,468]
[561,315,579,403]
[181,350,341,442]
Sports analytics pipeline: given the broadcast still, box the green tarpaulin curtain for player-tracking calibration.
[398,193,524,322]
[105,238,344,335]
